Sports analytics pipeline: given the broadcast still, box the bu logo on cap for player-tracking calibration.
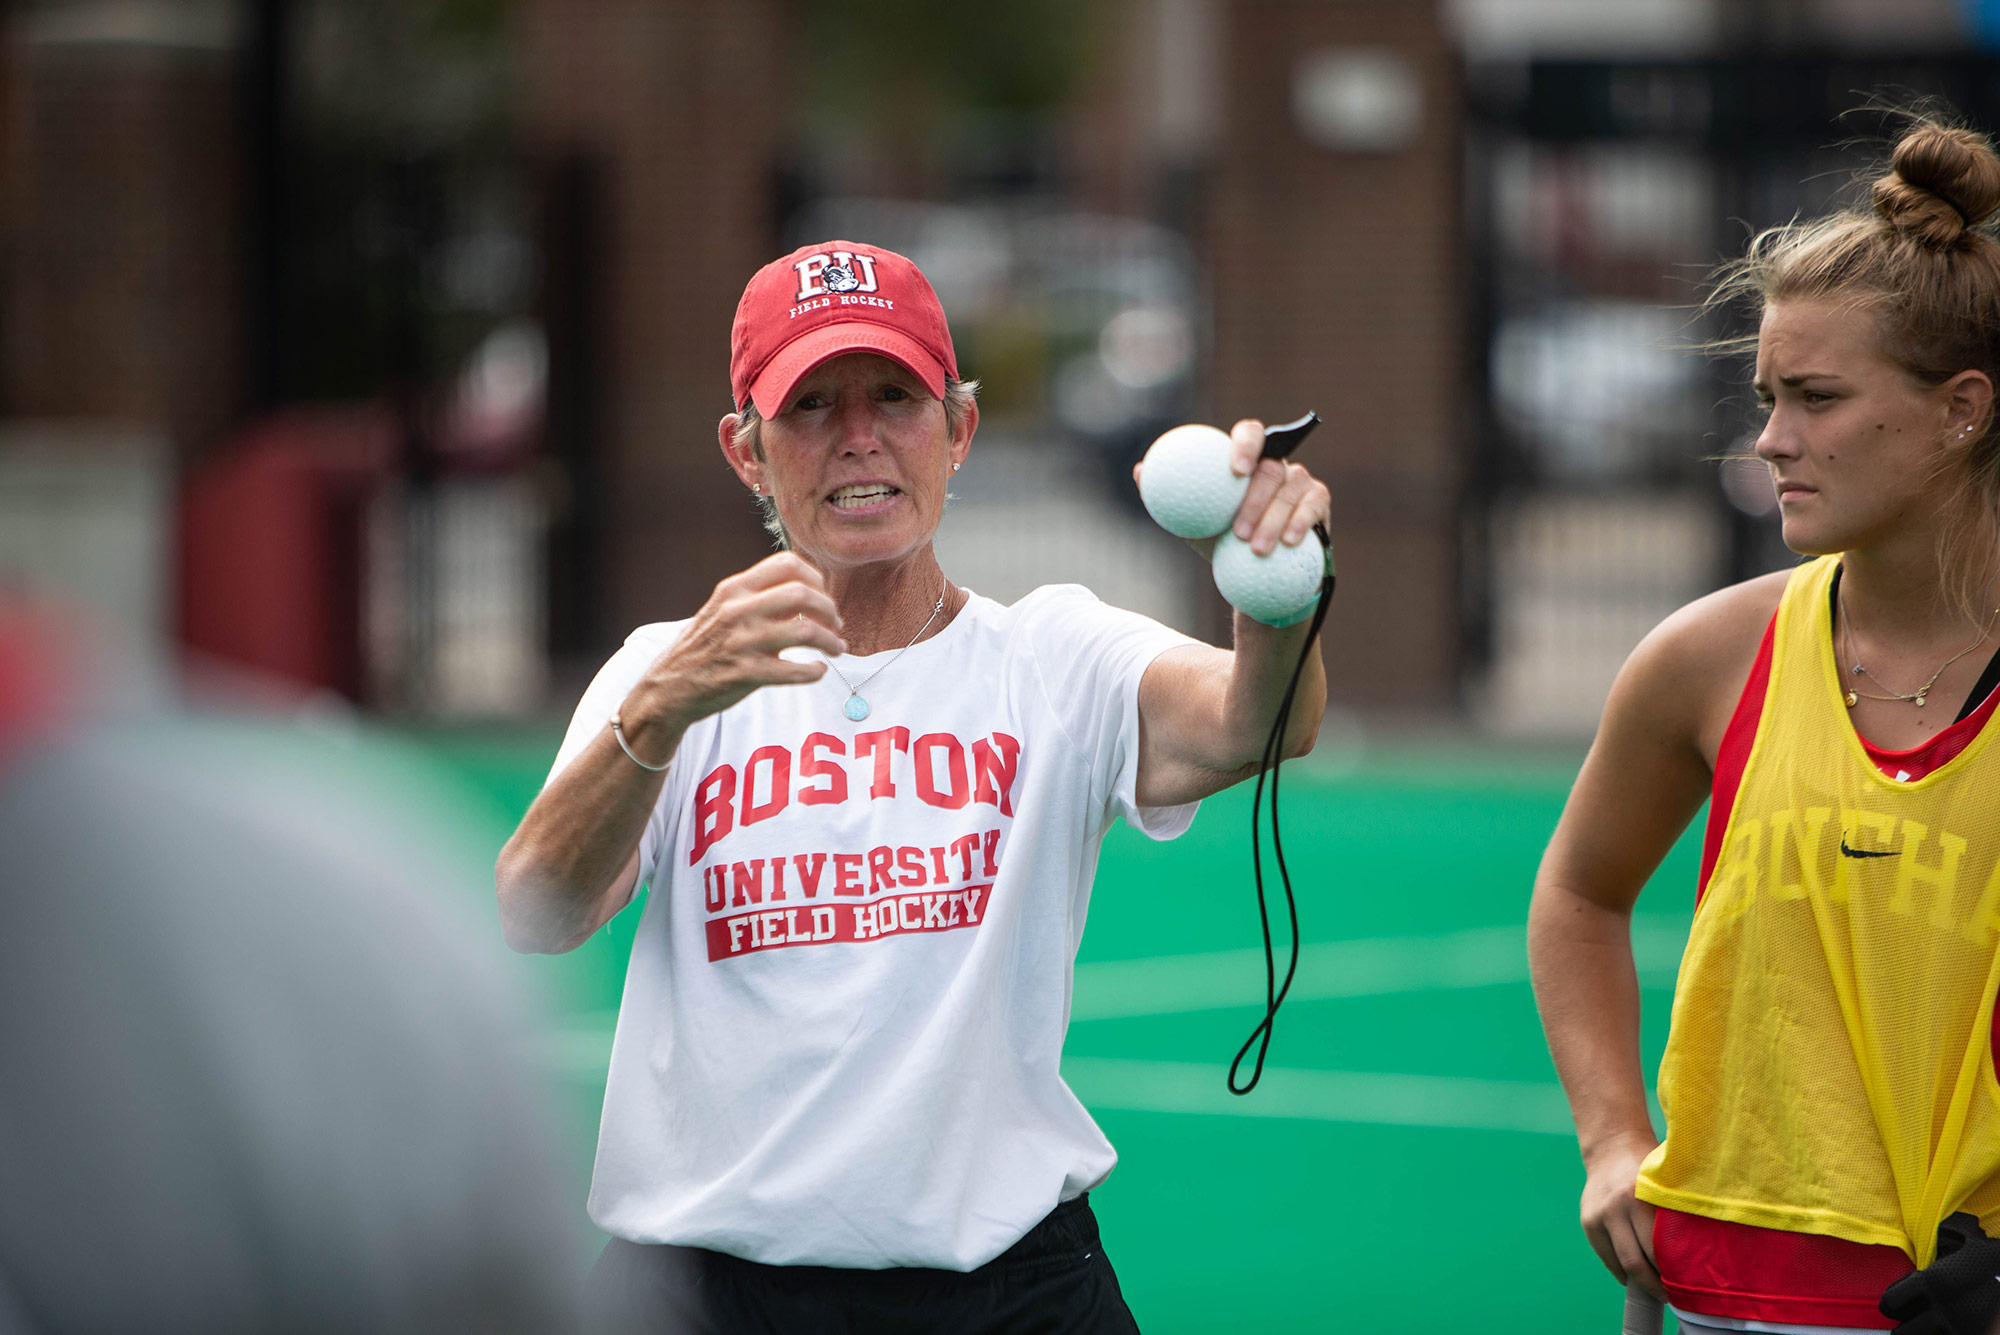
[794,250,880,301]
[731,238,956,417]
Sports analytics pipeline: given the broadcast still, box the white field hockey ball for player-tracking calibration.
[1138,424,1246,539]
[1211,529,1328,627]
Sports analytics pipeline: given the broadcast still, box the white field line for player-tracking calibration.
[1069,917,1688,1022]
[525,918,1688,1136]
[1058,1057,1576,1136]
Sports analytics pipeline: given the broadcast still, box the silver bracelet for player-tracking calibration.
[609,718,670,772]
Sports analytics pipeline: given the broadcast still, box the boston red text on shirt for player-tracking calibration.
[687,728,1022,864]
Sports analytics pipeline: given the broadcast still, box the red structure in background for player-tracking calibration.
[0,599,78,776]
[177,407,398,701]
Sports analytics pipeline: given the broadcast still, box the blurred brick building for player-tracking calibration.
[509,0,1466,710]
[514,0,790,673]
[3,1,243,449]
[0,0,1469,715]
[1209,0,1461,709]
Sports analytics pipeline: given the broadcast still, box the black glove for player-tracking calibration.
[1880,1212,2000,1335]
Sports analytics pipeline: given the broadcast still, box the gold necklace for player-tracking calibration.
[1837,585,2000,709]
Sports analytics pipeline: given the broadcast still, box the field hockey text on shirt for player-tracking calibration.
[698,829,1002,960]
[701,871,995,959]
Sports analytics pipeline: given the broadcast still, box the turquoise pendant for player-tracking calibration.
[844,694,870,722]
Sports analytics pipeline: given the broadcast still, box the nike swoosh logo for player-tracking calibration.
[1840,837,1898,859]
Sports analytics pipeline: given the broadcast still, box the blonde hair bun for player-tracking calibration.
[1873,121,2000,248]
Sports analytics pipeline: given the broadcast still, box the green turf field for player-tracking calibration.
[411,728,1698,1333]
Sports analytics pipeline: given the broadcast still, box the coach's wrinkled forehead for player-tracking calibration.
[728,240,959,418]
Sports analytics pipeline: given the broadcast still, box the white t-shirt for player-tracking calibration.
[547,584,1199,1270]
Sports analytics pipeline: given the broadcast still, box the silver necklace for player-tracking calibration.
[1838,583,2000,709]
[824,587,948,721]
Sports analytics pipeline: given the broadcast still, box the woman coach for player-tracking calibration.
[495,240,1330,1333]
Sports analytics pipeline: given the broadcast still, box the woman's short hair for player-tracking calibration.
[730,377,981,548]
[1710,112,2000,613]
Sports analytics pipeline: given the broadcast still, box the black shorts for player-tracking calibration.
[586,1193,1141,1335]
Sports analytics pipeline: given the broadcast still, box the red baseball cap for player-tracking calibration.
[729,240,958,418]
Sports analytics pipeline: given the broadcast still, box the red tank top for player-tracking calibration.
[1656,612,2000,1327]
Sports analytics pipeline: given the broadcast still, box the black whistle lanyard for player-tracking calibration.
[1227,411,1331,1096]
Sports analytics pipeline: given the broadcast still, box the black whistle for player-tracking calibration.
[1260,411,1321,460]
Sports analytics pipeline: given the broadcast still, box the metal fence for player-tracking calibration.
[1463,55,2000,733]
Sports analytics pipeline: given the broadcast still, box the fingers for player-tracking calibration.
[1625,1199,1664,1300]
[754,656,830,687]
[716,555,843,649]
[1584,1197,1665,1300]
[1233,461,1330,556]
[740,575,841,630]
[688,651,827,705]
[739,583,845,656]
[728,551,829,597]
[1228,419,1265,477]
[1284,474,1331,546]
[690,562,841,675]
[1584,1214,1627,1285]
[1608,1212,1664,1300]
[1234,458,1284,542]
[635,555,854,729]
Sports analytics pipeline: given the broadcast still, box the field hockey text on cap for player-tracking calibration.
[729,240,959,418]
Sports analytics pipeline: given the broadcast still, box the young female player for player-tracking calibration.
[1531,117,2000,1333]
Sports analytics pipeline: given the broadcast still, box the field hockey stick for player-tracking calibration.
[1622,1281,1662,1335]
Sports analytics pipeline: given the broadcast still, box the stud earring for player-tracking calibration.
[752,483,762,495]
[951,462,961,474]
